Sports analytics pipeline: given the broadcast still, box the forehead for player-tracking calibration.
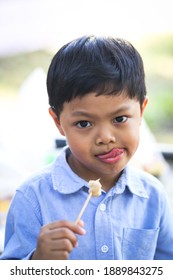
[63,92,140,115]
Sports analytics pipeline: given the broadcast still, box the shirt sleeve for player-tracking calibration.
[0,189,41,260]
[154,190,173,260]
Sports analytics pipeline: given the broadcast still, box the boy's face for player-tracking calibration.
[50,92,148,189]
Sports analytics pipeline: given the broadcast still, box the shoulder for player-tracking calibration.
[16,147,69,197]
[125,165,165,198]
[16,163,53,197]
[127,164,163,185]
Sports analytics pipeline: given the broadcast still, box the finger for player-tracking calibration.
[39,224,81,249]
[50,238,74,252]
[33,248,70,260]
[43,220,86,235]
[47,227,78,248]
[76,219,85,227]
[42,250,70,260]
[40,226,77,244]
[36,233,76,259]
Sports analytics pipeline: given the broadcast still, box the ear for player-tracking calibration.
[49,108,65,136]
[141,96,148,116]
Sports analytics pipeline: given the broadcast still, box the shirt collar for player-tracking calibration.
[51,147,148,198]
[52,147,89,194]
[112,165,149,198]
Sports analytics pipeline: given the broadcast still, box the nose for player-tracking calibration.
[95,127,116,145]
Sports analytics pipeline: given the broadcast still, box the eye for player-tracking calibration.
[114,116,128,123]
[76,120,91,128]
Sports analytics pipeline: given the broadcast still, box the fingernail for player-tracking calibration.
[80,227,86,234]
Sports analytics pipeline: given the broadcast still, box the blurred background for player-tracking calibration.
[0,0,173,252]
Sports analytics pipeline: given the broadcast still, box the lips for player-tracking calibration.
[96,148,124,163]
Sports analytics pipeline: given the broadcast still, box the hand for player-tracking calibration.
[31,220,86,260]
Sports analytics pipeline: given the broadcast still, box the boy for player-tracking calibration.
[1,35,173,260]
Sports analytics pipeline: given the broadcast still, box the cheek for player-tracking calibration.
[121,123,140,151]
[65,133,85,151]
[129,128,140,151]
[66,133,92,159]
[65,128,92,146]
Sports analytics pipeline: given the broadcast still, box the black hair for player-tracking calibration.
[47,35,146,117]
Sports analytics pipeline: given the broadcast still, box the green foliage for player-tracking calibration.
[140,33,173,142]
[145,89,173,129]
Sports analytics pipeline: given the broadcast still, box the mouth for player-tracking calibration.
[96,148,124,164]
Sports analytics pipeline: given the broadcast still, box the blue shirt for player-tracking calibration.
[1,147,173,260]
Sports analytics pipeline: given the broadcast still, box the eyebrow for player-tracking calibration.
[71,111,93,117]
[71,105,132,117]
[111,105,132,115]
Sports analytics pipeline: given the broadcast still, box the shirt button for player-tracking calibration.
[101,245,109,253]
[100,203,106,211]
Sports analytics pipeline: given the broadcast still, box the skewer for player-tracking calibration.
[75,179,102,224]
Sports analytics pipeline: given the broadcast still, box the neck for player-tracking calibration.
[67,153,121,192]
